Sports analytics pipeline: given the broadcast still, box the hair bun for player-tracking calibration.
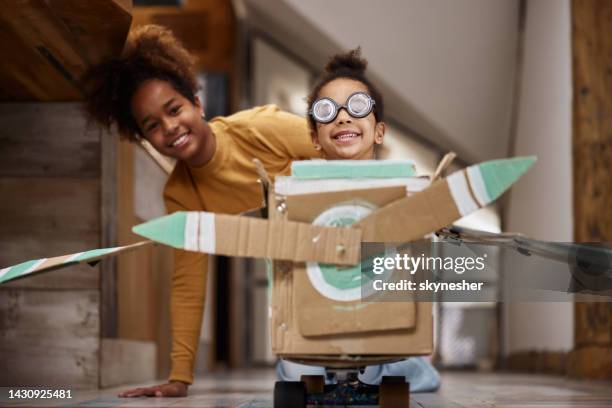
[324,47,367,74]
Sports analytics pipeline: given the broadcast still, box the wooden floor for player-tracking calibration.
[3,369,612,407]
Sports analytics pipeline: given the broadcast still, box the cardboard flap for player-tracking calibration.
[294,263,416,337]
[286,186,416,336]
[356,180,460,242]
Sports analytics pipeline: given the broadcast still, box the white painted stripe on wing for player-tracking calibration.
[198,212,216,253]
[467,165,490,206]
[25,258,48,274]
[0,267,10,280]
[185,212,200,251]
[65,252,85,263]
[447,171,479,216]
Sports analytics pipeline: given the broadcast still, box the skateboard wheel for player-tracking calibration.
[381,375,406,384]
[273,381,307,408]
[300,374,325,394]
[380,377,410,408]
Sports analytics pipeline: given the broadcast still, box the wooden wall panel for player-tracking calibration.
[152,244,173,378]
[45,0,132,65]
[116,138,174,378]
[100,122,118,337]
[116,139,152,341]
[117,239,156,342]
[0,102,104,387]
[0,103,101,178]
[100,339,156,388]
[0,23,80,101]
[0,0,131,101]
[0,0,133,385]
[0,290,100,389]
[570,0,612,380]
[0,103,102,289]
[0,178,100,289]
[0,178,100,231]
[572,0,612,244]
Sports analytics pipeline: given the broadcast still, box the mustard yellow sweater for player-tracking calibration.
[163,105,320,383]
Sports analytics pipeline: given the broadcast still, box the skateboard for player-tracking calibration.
[274,371,410,407]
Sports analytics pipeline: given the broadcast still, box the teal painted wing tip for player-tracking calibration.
[132,212,187,249]
[478,156,537,202]
[0,259,40,284]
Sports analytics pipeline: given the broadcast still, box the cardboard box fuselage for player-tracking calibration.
[269,183,433,367]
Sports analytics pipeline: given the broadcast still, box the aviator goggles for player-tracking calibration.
[309,92,376,124]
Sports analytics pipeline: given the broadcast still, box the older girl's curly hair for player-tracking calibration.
[306,47,384,133]
[82,25,198,140]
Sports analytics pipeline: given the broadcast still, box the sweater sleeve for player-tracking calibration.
[165,195,208,385]
[247,105,322,161]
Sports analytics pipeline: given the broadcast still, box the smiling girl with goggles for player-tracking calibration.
[309,91,376,124]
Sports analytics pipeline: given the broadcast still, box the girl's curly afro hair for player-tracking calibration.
[82,25,198,141]
[306,47,384,133]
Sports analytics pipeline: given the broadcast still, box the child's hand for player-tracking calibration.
[118,381,188,397]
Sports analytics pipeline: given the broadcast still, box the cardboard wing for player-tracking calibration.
[0,241,152,284]
[132,211,362,265]
[356,156,537,241]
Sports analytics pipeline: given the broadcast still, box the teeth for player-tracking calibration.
[334,133,358,140]
[171,134,188,147]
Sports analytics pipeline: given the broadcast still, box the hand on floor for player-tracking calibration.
[118,381,188,397]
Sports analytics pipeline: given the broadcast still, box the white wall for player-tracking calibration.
[379,124,440,176]
[285,0,519,162]
[503,0,574,355]
[243,0,520,163]
[252,38,311,116]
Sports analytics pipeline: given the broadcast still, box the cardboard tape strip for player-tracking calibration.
[466,165,490,206]
[447,171,480,216]
[199,212,216,253]
[185,212,200,251]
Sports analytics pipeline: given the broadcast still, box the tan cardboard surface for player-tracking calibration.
[285,355,408,368]
[286,187,415,337]
[292,263,416,337]
[272,263,432,356]
[214,214,361,265]
[356,179,461,242]
[284,186,407,223]
[271,185,433,357]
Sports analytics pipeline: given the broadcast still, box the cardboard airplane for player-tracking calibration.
[1,156,535,285]
[131,156,536,254]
